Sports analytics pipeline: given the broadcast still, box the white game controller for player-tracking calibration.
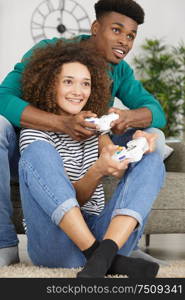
[112,137,149,163]
[85,112,119,134]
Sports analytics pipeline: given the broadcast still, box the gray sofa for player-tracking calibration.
[144,142,185,246]
[11,142,185,247]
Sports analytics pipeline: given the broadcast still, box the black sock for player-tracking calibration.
[107,254,159,278]
[77,239,118,278]
[83,240,159,278]
[82,241,159,278]
[82,240,100,260]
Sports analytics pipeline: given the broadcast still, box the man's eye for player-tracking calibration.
[127,34,135,40]
[112,28,120,33]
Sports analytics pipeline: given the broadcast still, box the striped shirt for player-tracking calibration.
[19,129,105,215]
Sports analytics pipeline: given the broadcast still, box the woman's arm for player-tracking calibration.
[98,134,114,152]
[72,134,129,206]
[72,162,104,206]
[72,134,113,206]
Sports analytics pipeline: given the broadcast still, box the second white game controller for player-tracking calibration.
[85,112,119,133]
[112,137,149,163]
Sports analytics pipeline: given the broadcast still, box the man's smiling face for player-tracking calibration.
[91,12,138,64]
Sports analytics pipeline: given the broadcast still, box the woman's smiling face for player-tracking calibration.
[56,62,91,115]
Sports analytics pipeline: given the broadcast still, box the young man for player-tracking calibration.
[0,0,166,268]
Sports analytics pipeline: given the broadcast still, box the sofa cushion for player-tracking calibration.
[153,172,185,209]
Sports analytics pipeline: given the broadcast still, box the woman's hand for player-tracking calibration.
[132,130,157,153]
[94,144,131,179]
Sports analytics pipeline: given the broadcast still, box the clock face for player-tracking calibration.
[31,0,91,43]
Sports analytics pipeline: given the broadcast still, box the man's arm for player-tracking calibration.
[110,61,166,133]
[21,106,97,140]
[109,107,152,134]
[0,38,97,140]
[0,39,54,127]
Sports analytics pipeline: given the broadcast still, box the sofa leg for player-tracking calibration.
[145,234,150,247]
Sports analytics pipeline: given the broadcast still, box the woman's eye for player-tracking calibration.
[64,79,72,84]
[83,82,91,87]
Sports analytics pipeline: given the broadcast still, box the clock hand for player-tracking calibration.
[43,26,60,29]
[66,28,90,33]
[59,9,64,24]
[43,25,90,34]
[42,24,66,33]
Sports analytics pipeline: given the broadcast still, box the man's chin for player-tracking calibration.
[110,58,122,64]
[107,55,123,64]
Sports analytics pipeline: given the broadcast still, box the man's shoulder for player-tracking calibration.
[110,60,133,78]
[22,35,90,60]
[32,34,90,47]
[115,60,132,71]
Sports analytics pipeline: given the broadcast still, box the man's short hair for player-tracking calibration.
[94,0,145,25]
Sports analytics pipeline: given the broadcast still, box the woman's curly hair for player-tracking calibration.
[22,40,112,117]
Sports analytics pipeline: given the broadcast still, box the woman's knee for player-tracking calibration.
[145,151,165,182]
[21,140,63,167]
[144,128,166,159]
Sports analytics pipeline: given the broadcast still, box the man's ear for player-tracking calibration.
[91,20,100,36]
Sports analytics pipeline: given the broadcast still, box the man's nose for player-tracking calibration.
[118,33,128,45]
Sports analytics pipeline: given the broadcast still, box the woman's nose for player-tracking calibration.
[72,84,82,95]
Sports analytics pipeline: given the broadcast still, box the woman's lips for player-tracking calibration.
[66,98,82,104]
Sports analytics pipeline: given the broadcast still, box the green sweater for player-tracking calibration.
[0,35,166,128]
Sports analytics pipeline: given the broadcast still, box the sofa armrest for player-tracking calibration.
[165,142,185,172]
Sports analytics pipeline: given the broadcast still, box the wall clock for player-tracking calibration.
[31,0,91,43]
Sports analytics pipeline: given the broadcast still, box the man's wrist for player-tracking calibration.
[125,108,152,128]
[20,105,68,132]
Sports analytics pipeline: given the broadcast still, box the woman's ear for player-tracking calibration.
[91,20,99,36]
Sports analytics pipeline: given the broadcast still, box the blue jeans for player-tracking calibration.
[110,127,166,159]
[0,114,165,255]
[0,116,19,248]
[18,135,165,268]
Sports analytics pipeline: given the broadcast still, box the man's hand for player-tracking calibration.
[133,130,157,153]
[60,111,98,141]
[108,107,152,134]
[94,144,131,179]
[21,105,98,141]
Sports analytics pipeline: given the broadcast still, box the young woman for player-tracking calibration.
[19,40,161,278]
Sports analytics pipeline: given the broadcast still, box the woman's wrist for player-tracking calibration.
[91,161,105,179]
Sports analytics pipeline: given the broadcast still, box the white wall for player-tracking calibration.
[126,0,185,63]
[0,0,185,82]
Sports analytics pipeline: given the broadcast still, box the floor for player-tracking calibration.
[18,235,31,264]
[18,233,185,264]
[140,233,185,261]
